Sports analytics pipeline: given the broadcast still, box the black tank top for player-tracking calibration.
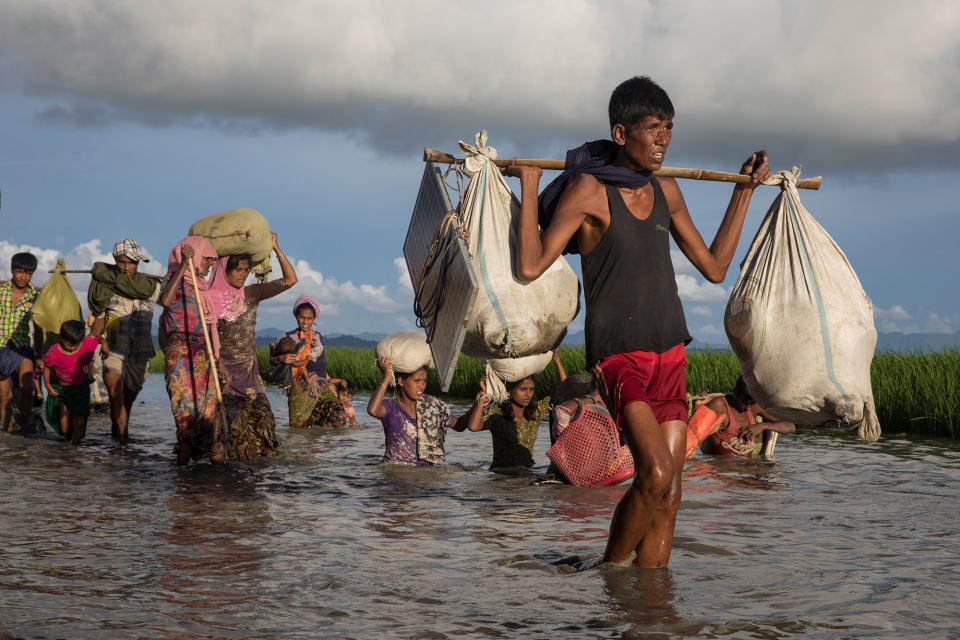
[582,178,691,366]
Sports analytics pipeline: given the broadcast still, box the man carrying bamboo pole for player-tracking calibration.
[508,76,771,569]
[88,239,160,444]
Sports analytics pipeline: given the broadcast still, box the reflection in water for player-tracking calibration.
[601,567,695,639]
[155,470,272,638]
[1,380,960,638]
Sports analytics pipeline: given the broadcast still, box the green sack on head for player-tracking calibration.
[188,208,273,276]
[32,259,82,338]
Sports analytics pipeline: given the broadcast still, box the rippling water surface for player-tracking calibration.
[2,374,959,639]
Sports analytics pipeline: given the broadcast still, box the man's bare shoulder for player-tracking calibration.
[558,174,608,222]
[564,173,606,201]
[655,176,686,208]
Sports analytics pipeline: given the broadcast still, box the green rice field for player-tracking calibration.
[148,346,960,439]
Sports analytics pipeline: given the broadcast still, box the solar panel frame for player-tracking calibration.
[404,163,480,392]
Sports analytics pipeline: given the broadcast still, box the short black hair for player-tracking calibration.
[340,378,357,395]
[11,252,38,272]
[552,374,596,408]
[733,376,753,403]
[608,76,674,131]
[226,253,253,273]
[59,320,85,344]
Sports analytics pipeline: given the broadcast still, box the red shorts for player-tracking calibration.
[591,344,688,430]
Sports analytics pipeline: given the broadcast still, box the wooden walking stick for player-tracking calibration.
[423,147,823,190]
[186,255,231,460]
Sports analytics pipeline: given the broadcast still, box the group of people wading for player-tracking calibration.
[1,75,800,570]
[0,231,357,465]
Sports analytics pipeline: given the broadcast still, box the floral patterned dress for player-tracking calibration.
[161,283,223,461]
[217,280,286,460]
[481,397,551,470]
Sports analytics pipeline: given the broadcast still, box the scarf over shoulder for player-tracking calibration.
[87,262,159,317]
[537,139,653,255]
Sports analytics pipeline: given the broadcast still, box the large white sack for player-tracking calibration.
[724,169,880,442]
[189,208,273,274]
[457,132,580,360]
[484,352,554,402]
[376,331,433,386]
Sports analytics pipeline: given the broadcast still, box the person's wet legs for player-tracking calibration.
[603,400,675,567]
[104,371,129,442]
[0,376,13,431]
[634,419,686,567]
[15,360,34,429]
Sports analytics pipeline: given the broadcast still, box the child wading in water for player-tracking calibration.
[43,320,108,443]
[336,379,358,426]
[368,357,465,465]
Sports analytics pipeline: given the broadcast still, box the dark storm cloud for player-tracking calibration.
[2,0,958,174]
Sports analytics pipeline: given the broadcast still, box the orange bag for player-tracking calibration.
[685,404,722,459]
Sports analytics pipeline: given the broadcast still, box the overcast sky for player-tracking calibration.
[1,0,958,340]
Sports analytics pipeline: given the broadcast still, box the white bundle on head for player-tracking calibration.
[375,331,434,387]
[483,352,553,403]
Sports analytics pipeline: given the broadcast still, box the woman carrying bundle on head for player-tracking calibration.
[158,237,226,465]
[455,349,563,472]
[271,295,346,428]
[368,357,466,466]
[211,232,297,460]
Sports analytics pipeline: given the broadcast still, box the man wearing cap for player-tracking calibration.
[88,239,161,443]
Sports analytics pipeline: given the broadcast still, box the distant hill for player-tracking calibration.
[561,329,960,353]
[876,330,960,352]
[255,329,383,348]
[326,334,378,348]
[256,328,960,352]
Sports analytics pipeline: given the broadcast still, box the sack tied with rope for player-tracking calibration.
[454,132,579,397]
[724,169,880,442]
[189,208,273,277]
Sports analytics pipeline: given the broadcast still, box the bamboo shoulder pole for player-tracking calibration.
[185,256,230,459]
[423,147,822,190]
[49,268,164,280]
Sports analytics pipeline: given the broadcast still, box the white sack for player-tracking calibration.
[484,352,554,402]
[457,132,580,360]
[376,331,433,386]
[724,169,880,442]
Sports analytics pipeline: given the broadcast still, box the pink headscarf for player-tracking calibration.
[207,257,247,323]
[165,236,221,357]
[293,294,320,318]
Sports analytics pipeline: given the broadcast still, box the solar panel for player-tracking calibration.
[404,163,480,392]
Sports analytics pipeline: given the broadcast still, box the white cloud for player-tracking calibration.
[675,274,728,303]
[695,324,725,337]
[921,312,953,334]
[0,1,957,170]
[689,305,712,316]
[871,304,957,334]
[671,250,698,277]
[2,238,414,334]
[394,257,413,294]
[873,304,912,332]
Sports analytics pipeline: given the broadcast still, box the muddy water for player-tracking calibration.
[1,375,959,639]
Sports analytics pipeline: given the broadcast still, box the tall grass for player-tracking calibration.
[149,346,960,438]
[871,350,960,438]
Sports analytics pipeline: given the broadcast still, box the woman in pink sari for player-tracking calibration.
[158,237,226,465]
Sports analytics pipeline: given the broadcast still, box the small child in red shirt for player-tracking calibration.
[43,320,108,443]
